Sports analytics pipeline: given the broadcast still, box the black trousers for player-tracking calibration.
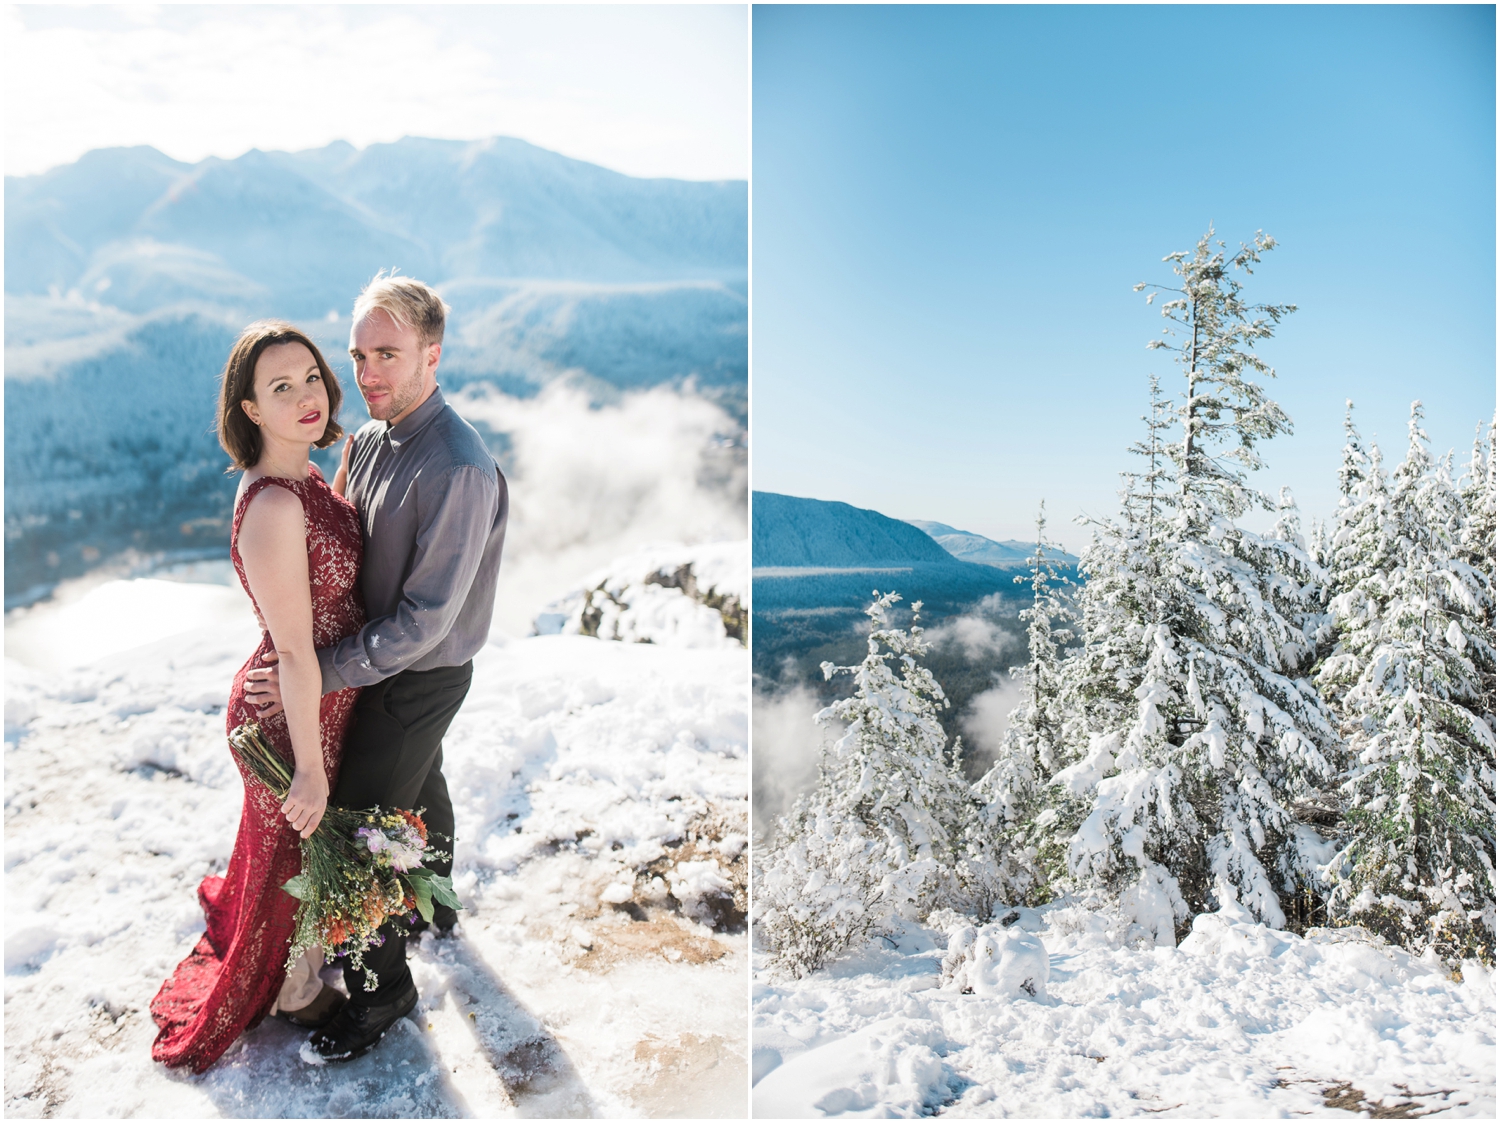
[331,660,472,1005]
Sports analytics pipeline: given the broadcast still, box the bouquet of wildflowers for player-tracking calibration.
[229,722,462,989]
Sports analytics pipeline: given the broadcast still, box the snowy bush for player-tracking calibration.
[939,918,1049,999]
[753,805,902,979]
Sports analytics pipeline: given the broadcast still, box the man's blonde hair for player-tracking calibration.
[352,271,450,347]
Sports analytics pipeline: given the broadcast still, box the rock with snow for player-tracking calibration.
[533,541,746,648]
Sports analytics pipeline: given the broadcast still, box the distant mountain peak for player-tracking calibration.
[905,519,1075,567]
[752,492,953,568]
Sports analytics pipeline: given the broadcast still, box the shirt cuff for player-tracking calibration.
[317,646,351,695]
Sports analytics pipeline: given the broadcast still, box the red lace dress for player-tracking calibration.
[150,467,365,1073]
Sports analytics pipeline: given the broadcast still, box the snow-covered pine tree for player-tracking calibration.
[1056,229,1340,940]
[1017,379,1183,916]
[968,503,1076,911]
[1457,417,1496,718]
[754,592,972,975]
[1319,403,1496,962]
[1322,403,1391,606]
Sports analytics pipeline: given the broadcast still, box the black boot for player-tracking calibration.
[306,979,418,1063]
[275,985,346,1030]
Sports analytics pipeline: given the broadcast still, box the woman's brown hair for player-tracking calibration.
[216,321,345,471]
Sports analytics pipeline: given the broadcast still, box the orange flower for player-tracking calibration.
[399,808,429,841]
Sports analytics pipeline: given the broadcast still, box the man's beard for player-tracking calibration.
[366,357,426,421]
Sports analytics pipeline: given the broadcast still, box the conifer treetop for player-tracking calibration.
[1135,226,1296,517]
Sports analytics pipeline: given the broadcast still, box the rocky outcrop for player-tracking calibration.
[534,542,747,648]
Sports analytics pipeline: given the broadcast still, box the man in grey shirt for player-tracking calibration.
[319,381,505,693]
[247,273,507,1062]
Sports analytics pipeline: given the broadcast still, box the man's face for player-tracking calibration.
[349,310,440,424]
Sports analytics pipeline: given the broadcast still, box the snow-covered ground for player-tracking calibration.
[5,559,749,1117]
[752,904,1495,1118]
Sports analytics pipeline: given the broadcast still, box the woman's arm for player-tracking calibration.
[237,485,327,839]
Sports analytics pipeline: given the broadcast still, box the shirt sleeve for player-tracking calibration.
[318,463,499,692]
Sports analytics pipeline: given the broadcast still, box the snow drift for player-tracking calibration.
[752,903,1495,1118]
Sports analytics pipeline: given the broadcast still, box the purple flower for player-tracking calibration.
[356,827,390,854]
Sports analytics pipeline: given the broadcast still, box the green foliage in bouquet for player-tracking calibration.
[229,722,462,989]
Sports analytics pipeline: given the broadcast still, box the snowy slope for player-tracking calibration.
[752,493,953,569]
[750,493,1017,612]
[751,905,1495,1118]
[5,572,748,1117]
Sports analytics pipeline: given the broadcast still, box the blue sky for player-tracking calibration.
[751,4,1496,551]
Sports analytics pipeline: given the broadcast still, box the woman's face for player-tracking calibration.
[240,342,330,450]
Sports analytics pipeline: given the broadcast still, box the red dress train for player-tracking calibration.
[150,468,365,1073]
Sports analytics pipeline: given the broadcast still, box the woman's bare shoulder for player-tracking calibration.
[238,481,306,542]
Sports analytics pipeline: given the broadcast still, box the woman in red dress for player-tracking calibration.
[150,322,365,1073]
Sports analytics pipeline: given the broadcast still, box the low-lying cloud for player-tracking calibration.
[751,683,831,837]
[957,674,1024,777]
[453,381,746,635]
[922,592,1021,661]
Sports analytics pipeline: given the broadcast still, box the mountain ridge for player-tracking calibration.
[906,519,1076,568]
[6,136,747,308]
[752,491,954,568]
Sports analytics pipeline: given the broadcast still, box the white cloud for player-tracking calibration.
[957,675,1023,776]
[5,4,747,180]
[751,683,829,836]
[924,595,1020,662]
[451,381,746,636]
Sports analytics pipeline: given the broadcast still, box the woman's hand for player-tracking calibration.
[282,768,330,839]
[332,436,353,497]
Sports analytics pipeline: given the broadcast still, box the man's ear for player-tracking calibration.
[426,341,442,375]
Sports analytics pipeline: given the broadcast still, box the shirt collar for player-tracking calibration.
[386,386,445,448]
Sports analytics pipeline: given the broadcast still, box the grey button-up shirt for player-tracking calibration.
[317,386,508,693]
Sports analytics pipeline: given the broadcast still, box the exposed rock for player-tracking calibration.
[534,542,747,648]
